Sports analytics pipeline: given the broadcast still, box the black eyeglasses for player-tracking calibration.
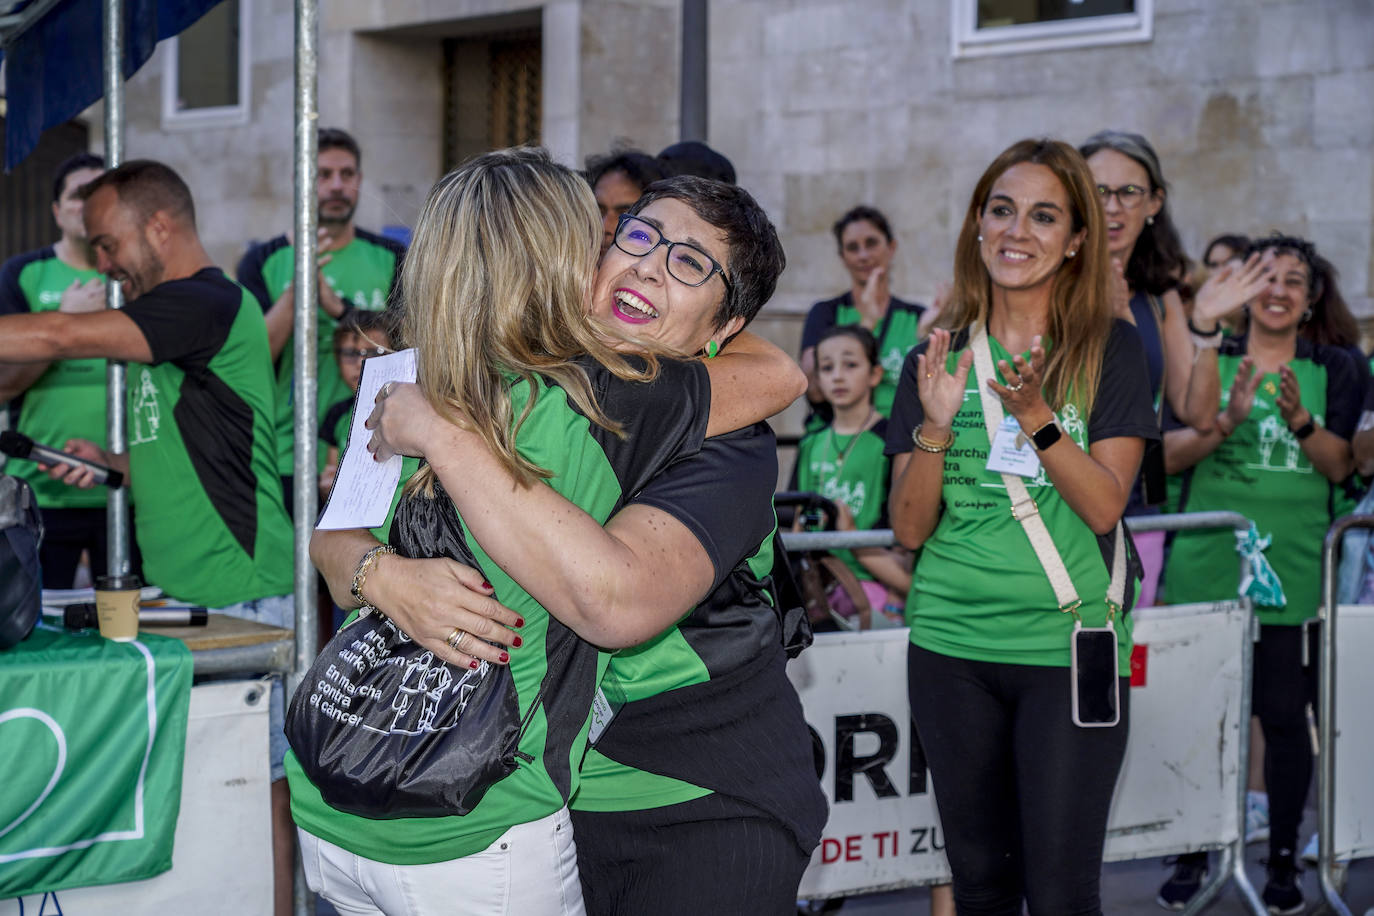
[1096,184,1149,209]
[613,214,731,290]
[335,346,390,361]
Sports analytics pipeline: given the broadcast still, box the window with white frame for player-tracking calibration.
[952,0,1152,58]
[162,0,250,128]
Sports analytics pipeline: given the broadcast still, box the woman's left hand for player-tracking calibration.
[1276,365,1309,428]
[366,381,445,461]
[987,336,1051,425]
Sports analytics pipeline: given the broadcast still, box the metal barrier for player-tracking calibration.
[782,510,1265,914]
[1317,515,1374,916]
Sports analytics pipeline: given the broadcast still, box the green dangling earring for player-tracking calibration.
[705,340,719,359]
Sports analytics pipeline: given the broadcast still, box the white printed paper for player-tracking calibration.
[316,348,417,530]
[985,414,1042,478]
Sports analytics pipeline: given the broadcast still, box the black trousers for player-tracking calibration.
[908,643,1130,916]
[1253,623,1317,859]
[38,506,144,588]
[572,793,809,916]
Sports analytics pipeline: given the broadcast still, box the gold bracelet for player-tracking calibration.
[912,424,955,453]
[350,544,396,610]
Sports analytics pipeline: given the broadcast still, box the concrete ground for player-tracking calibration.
[838,804,1372,915]
[316,807,1371,916]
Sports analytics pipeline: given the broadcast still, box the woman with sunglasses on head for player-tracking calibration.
[1079,131,1271,607]
[886,138,1158,915]
[1160,235,1361,915]
[294,151,816,916]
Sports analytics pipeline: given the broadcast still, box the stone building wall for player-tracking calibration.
[712,0,1374,350]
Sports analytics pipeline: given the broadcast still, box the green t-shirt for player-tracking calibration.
[1162,339,1362,626]
[236,230,405,476]
[801,293,927,417]
[120,269,293,607]
[0,247,107,509]
[793,419,890,581]
[885,323,1159,670]
[287,358,711,865]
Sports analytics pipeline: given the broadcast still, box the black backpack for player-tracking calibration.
[0,474,43,649]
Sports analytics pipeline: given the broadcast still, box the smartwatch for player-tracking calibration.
[1290,417,1316,441]
[1029,419,1062,451]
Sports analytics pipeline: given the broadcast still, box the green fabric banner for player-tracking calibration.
[0,624,192,898]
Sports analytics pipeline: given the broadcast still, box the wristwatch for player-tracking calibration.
[1290,417,1316,441]
[1028,419,1062,451]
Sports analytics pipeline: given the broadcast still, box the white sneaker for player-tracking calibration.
[1246,791,1270,844]
[1301,832,1351,865]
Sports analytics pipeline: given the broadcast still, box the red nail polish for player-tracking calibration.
[512,635,523,648]
[515,617,525,628]
[469,659,479,669]
[498,651,510,664]
[481,580,493,590]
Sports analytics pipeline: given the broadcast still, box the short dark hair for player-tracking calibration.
[78,159,196,228]
[816,324,879,367]
[52,152,105,203]
[657,141,736,184]
[832,205,893,247]
[335,308,392,342]
[1203,233,1250,266]
[319,128,362,168]
[629,175,785,331]
[584,147,666,194]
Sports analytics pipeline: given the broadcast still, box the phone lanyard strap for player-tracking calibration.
[968,321,1127,622]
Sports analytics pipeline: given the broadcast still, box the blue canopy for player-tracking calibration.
[0,0,222,170]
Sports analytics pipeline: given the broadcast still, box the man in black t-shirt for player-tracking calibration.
[0,160,296,916]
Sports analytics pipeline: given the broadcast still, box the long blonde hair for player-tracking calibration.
[401,147,657,494]
[940,138,1113,417]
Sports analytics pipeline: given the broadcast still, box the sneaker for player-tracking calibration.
[1300,832,1351,865]
[1261,850,1304,916]
[1157,853,1208,911]
[1247,790,1271,844]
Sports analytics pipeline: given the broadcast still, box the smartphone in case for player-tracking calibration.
[1071,623,1120,728]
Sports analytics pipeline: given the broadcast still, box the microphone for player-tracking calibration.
[0,430,124,488]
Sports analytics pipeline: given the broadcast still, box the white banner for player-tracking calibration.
[1,681,273,915]
[790,601,1250,898]
[1335,604,1374,861]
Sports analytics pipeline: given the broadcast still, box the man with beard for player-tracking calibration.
[0,153,120,587]
[0,159,296,915]
[236,128,406,507]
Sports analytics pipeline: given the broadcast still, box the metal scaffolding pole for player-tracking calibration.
[102,0,130,577]
[679,0,707,141]
[290,0,319,912]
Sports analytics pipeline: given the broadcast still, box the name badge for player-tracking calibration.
[986,414,1042,478]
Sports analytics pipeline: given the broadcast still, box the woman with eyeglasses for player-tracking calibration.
[298,152,825,916]
[1079,131,1270,607]
[1160,235,1361,915]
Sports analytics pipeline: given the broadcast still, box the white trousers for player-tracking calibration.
[298,807,585,916]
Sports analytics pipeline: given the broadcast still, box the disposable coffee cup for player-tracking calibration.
[94,574,142,642]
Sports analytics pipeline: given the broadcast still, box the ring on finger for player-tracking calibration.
[380,381,395,399]
[446,627,469,652]
[1006,378,1026,393]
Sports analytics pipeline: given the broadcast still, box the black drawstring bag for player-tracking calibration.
[285,480,536,818]
[0,475,43,650]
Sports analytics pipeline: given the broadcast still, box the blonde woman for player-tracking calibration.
[291,149,805,915]
[886,138,1158,915]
